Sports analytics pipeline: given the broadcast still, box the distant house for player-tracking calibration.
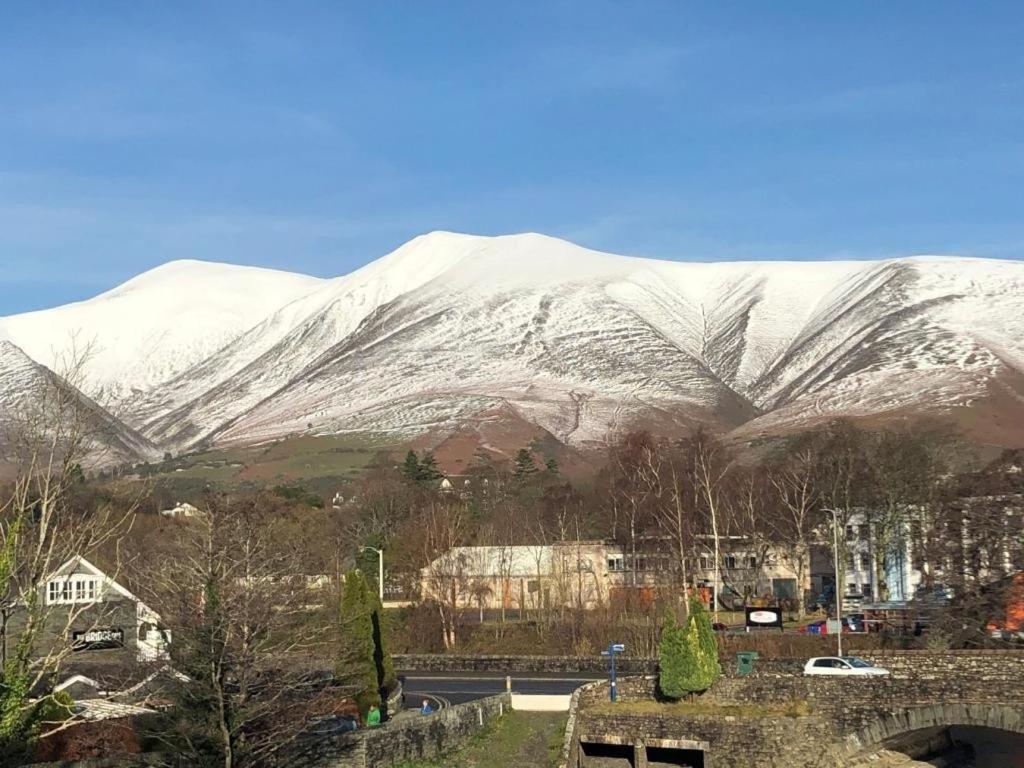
[421,542,624,612]
[422,536,811,613]
[2,556,170,666]
[159,502,200,518]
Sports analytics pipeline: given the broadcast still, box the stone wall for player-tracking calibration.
[575,712,834,768]
[397,650,1019,678]
[394,653,656,675]
[562,651,1024,768]
[301,693,512,768]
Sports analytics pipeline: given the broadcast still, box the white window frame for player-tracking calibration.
[47,576,100,605]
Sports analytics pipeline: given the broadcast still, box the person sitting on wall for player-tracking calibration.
[420,699,433,715]
[367,704,381,727]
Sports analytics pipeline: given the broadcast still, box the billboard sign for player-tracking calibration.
[73,627,124,651]
[745,607,783,630]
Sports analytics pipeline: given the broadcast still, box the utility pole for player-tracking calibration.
[361,546,385,603]
[824,508,844,657]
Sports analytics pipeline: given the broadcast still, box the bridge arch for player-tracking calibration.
[841,703,1024,758]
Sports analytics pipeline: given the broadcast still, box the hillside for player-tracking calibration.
[3,232,1023,464]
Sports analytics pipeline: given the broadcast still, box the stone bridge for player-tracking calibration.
[563,651,1024,768]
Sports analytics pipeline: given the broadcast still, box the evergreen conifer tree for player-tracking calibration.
[658,597,721,699]
[544,457,559,476]
[401,450,421,484]
[657,610,693,699]
[419,451,443,484]
[513,448,537,481]
[339,572,380,715]
[687,595,722,691]
[369,589,396,694]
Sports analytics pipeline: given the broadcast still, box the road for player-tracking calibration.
[398,671,602,708]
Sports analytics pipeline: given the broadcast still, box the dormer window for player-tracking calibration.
[47,576,99,604]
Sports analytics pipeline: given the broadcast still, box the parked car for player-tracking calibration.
[914,583,955,604]
[712,622,729,632]
[803,657,890,676]
[799,619,827,634]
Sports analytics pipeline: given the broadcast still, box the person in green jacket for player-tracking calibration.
[366,704,381,727]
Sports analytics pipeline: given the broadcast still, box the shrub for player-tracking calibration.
[658,597,721,699]
[658,610,693,699]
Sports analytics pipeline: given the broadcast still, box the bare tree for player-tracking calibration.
[417,502,468,650]
[766,447,822,619]
[143,494,336,768]
[0,347,138,757]
[689,430,733,620]
[636,440,697,596]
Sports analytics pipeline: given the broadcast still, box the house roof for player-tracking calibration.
[54,675,103,696]
[73,699,156,721]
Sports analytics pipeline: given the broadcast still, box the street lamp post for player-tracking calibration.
[361,546,384,603]
[824,508,844,658]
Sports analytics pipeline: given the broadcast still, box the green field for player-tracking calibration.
[139,432,394,490]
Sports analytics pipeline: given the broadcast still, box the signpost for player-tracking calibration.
[600,642,626,702]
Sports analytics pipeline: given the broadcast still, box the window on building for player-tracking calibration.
[47,576,100,605]
[859,553,870,571]
[699,556,711,571]
[724,555,737,569]
[846,525,856,539]
[748,556,758,569]
[607,555,624,572]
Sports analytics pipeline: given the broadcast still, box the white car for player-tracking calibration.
[803,656,890,676]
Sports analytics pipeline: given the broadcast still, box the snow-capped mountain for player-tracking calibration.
[0,339,155,466]
[1,260,322,403]
[3,232,1024,460]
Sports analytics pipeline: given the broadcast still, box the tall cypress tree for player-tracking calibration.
[339,572,380,716]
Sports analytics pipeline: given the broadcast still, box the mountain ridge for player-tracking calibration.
[3,232,1023,462]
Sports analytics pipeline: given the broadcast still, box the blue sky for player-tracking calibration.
[3,2,1023,313]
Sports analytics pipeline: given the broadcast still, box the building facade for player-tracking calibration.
[2,556,170,668]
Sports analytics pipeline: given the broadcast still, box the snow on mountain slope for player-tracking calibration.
[0,340,156,466]
[205,237,1024,450]
[1,260,322,405]
[6,233,1024,454]
[135,232,489,440]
